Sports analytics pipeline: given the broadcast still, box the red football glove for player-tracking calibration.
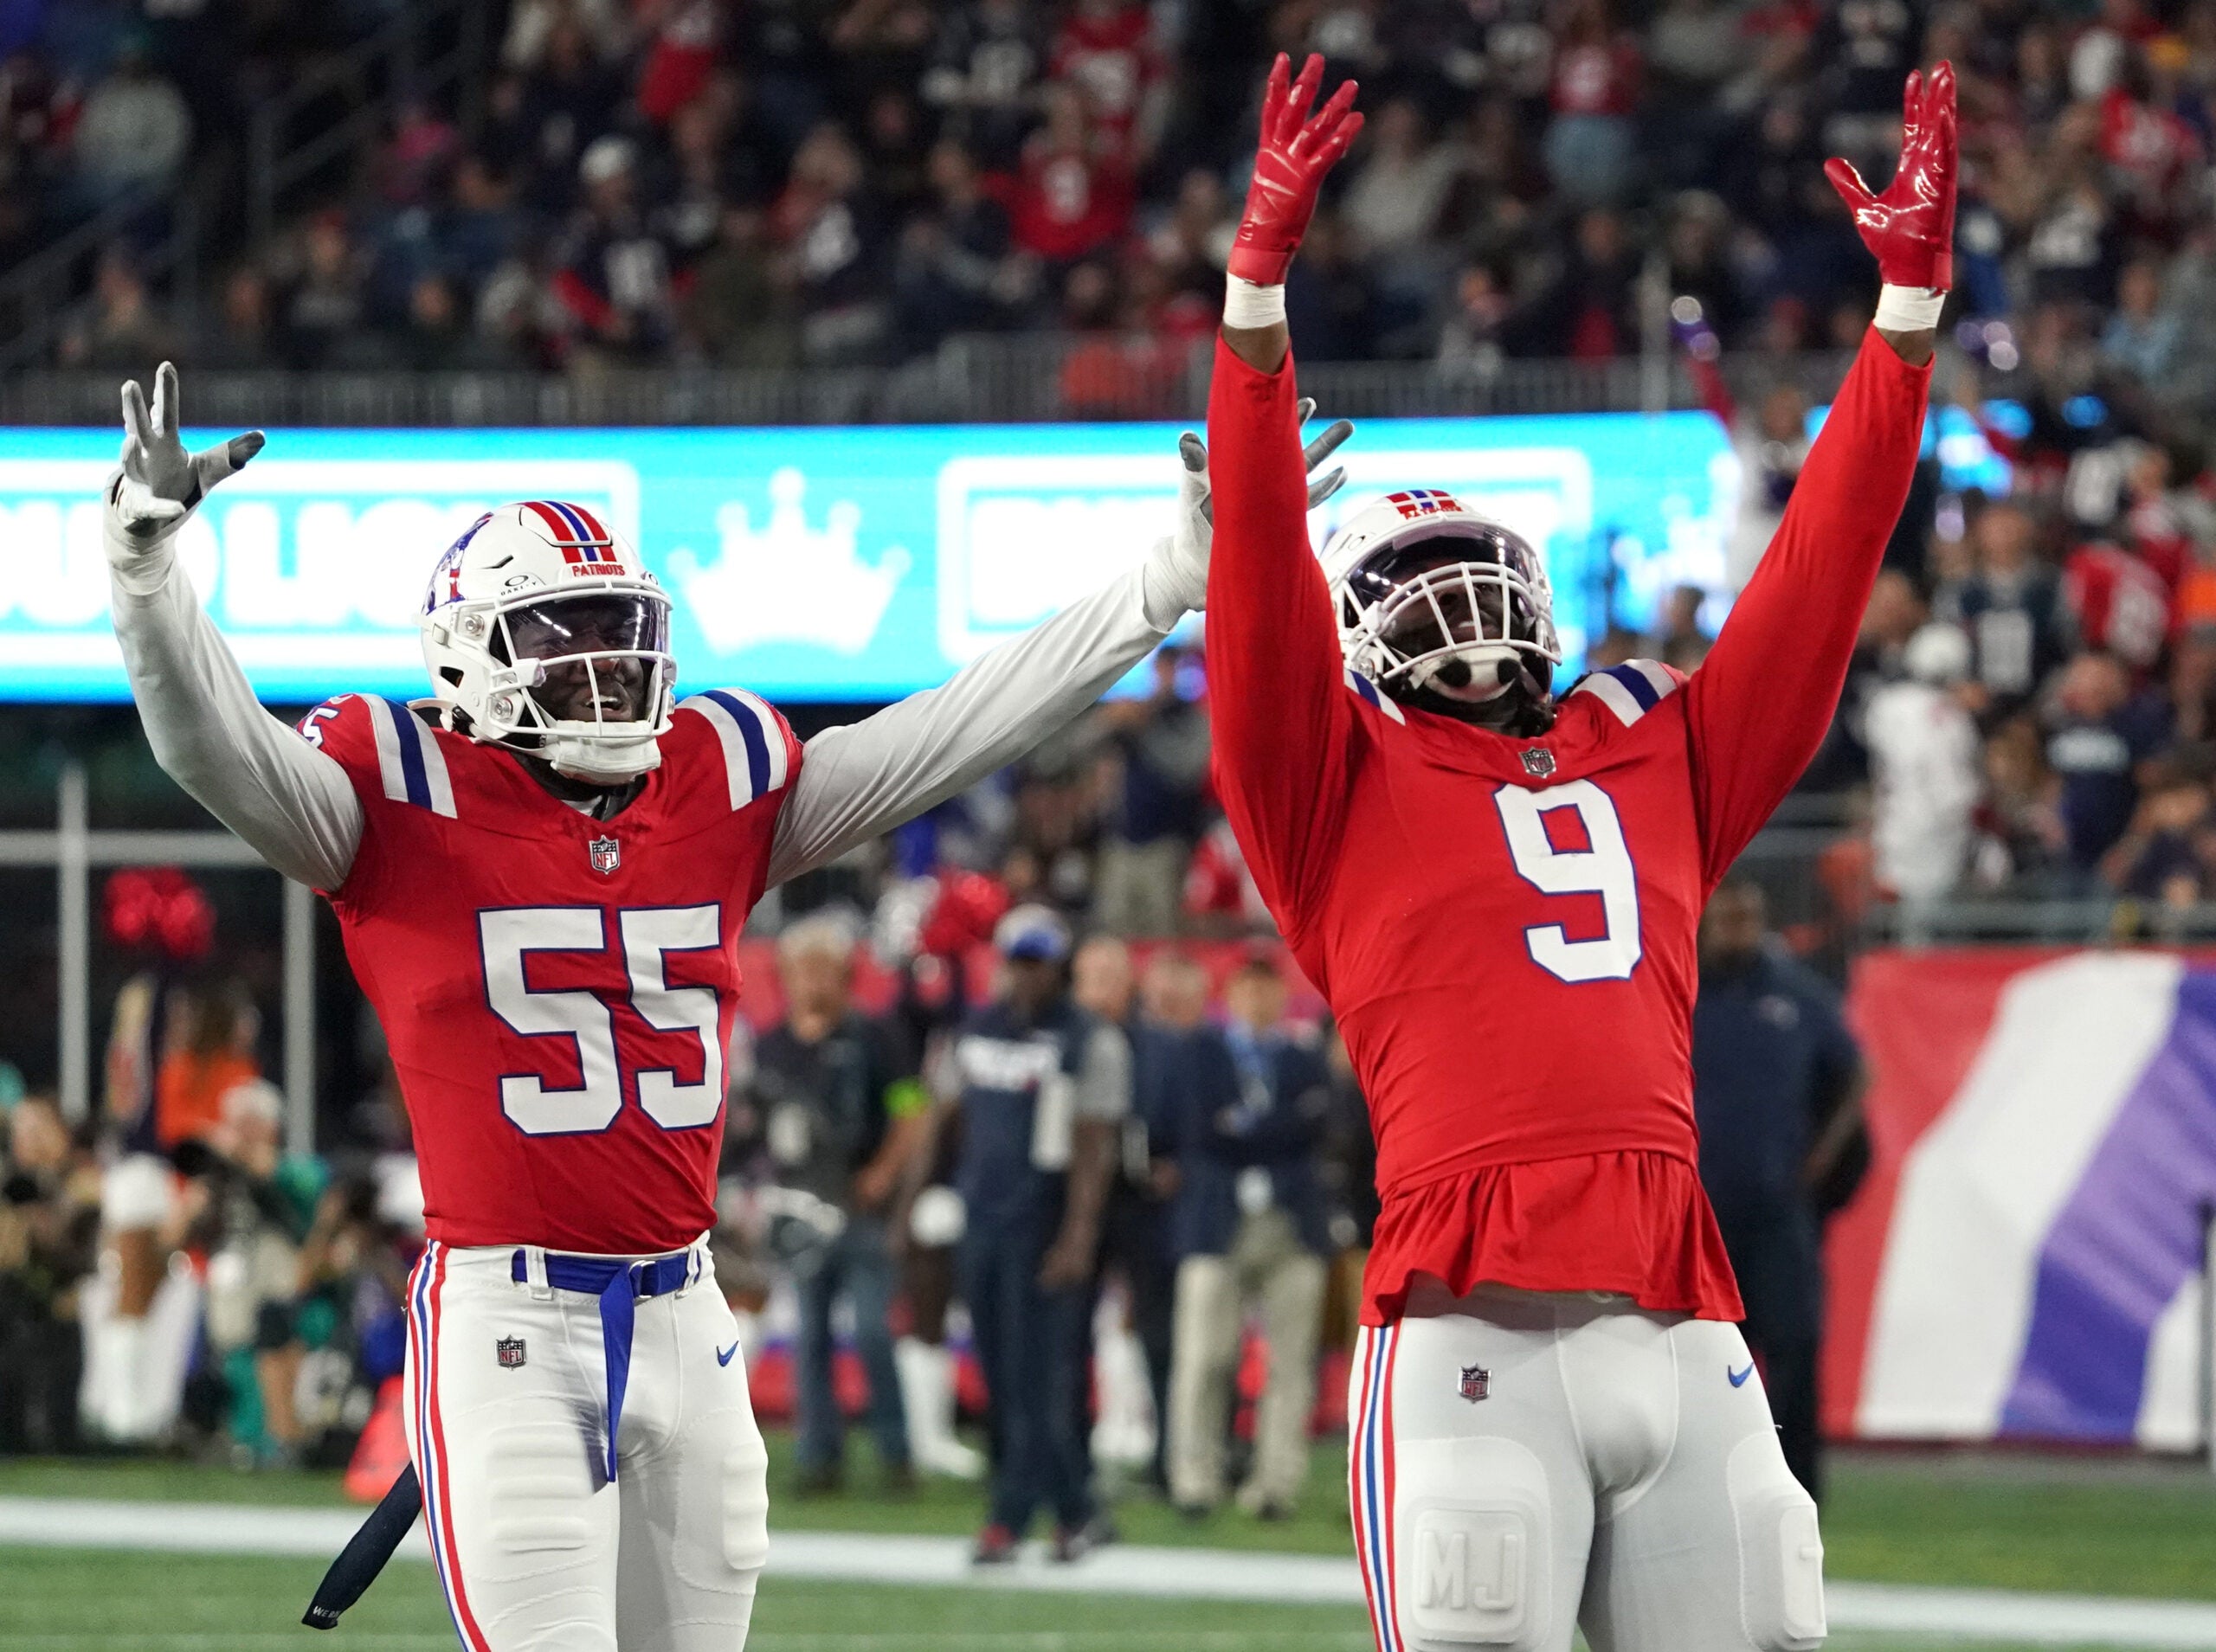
[1227,53,1363,288]
[1824,61,1958,292]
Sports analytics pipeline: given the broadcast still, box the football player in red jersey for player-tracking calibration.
[100,375,1349,1649]
[1206,55,1952,1650]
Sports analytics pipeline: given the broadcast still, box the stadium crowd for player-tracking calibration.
[15,0,2216,923]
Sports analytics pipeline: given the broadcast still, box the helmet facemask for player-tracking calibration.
[1340,524,1561,727]
[467,590,676,784]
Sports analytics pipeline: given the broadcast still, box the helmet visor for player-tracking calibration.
[499,593,669,663]
[494,592,672,731]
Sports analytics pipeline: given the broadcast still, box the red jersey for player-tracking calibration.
[1050,5,1163,146]
[2063,541,2170,668]
[1205,331,1929,1325]
[301,687,800,1253]
[1008,138,1134,263]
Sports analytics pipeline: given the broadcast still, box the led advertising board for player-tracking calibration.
[0,414,1739,703]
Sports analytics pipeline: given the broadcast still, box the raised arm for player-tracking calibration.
[104,365,363,892]
[1684,65,1953,884]
[1207,54,1367,926]
[768,419,1350,888]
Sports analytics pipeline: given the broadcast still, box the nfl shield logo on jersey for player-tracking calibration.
[589,836,621,875]
[1458,1363,1490,1402]
[496,1336,527,1370]
[1521,749,1556,779]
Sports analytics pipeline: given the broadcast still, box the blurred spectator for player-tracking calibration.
[892,138,1020,350]
[1049,0,1165,164]
[196,267,280,370]
[1936,502,2071,712]
[684,207,800,367]
[934,905,1128,1563]
[1089,648,1209,937]
[176,1078,325,1462]
[1648,583,1713,672]
[1543,0,1643,206]
[68,33,189,206]
[1341,100,1462,269]
[1009,82,1133,269]
[1512,206,1639,359]
[2046,650,2172,877]
[56,247,177,370]
[1865,624,1983,905]
[1693,879,1867,1501]
[554,135,676,364]
[1435,260,1511,376]
[155,978,261,1152]
[503,0,630,71]
[0,1095,100,1455]
[772,122,890,363]
[1079,941,1199,1492]
[744,913,924,1494]
[1163,955,1330,1520]
[2103,256,2182,384]
[920,0,1048,169]
[280,213,371,370]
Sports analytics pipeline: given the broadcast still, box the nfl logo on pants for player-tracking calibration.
[496,1336,527,1370]
[589,836,621,875]
[1459,1363,1490,1402]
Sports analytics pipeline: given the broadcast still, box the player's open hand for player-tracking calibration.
[1824,61,1957,293]
[106,361,264,556]
[1147,399,1354,621]
[1227,53,1364,289]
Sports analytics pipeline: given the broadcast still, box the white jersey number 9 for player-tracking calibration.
[480,903,725,1135]
[1492,781,1642,983]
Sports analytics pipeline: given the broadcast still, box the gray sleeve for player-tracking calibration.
[1073,1023,1132,1122]
[109,556,363,890]
[767,565,1169,887]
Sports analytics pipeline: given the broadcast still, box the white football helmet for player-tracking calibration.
[419,500,675,783]
[1319,488,1562,708]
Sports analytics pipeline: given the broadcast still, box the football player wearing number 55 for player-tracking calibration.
[99,363,1355,1650]
[1203,53,1951,1652]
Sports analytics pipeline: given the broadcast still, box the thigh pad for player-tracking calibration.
[1395,1436,1556,1651]
[1727,1434,1826,1650]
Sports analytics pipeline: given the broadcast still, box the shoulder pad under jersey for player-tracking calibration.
[297,694,457,818]
[1570,660,1685,729]
[674,689,796,812]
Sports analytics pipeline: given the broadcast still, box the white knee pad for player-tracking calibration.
[1395,1437,1555,1650]
[1726,1436,1826,1650]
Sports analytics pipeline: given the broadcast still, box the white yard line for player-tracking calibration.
[1,1497,2212,1648]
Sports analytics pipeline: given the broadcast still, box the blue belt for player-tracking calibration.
[511,1246,699,1482]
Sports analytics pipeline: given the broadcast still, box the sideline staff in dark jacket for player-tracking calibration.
[1164,954,1330,1518]
[935,904,1131,1563]
[1693,879,1868,1502]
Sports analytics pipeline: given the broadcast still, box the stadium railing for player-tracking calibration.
[0,341,1858,426]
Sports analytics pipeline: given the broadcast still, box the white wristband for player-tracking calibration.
[1874,284,1946,331]
[1223,275,1286,330]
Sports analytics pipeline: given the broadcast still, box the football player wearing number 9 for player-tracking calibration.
[100,368,1352,1652]
[1208,55,1953,1652]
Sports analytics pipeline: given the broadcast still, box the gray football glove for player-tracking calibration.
[104,362,264,584]
[1145,397,1355,624]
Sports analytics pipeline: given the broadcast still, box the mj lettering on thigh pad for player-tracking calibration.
[1395,1435,1554,1649]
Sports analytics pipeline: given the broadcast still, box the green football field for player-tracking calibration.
[2,1438,2213,1651]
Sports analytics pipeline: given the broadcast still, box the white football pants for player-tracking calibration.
[1349,1284,1825,1652]
[403,1238,770,1652]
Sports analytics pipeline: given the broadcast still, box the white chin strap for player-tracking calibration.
[1406,643,1518,704]
[544,728,665,784]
